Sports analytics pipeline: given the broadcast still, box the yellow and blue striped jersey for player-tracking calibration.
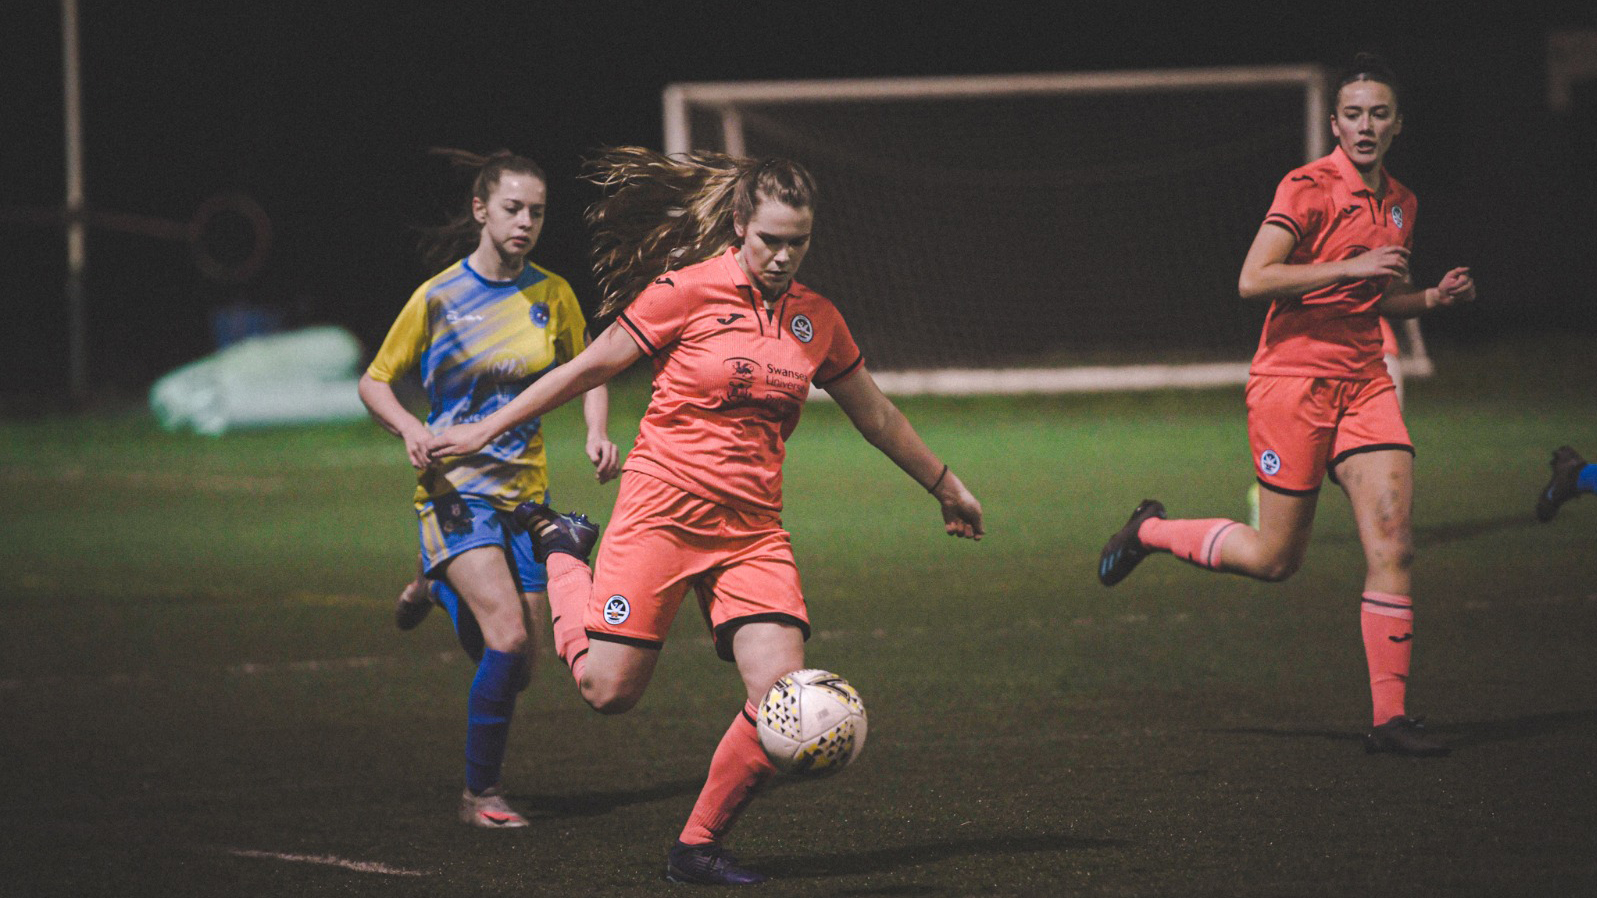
[367,257,588,510]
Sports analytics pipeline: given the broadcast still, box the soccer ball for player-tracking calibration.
[755,669,868,777]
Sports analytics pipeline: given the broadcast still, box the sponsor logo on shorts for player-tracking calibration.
[1258,450,1282,477]
[790,314,814,343]
[603,595,631,625]
[439,498,474,535]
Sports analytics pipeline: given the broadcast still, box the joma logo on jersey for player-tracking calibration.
[445,311,485,324]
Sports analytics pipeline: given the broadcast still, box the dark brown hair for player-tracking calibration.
[1335,52,1403,111]
[418,148,547,272]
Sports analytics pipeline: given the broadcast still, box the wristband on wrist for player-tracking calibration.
[926,463,949,494]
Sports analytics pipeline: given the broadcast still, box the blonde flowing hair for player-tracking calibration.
[582,147,817,316]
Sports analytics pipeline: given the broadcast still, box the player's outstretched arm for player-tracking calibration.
[825,366,983,540]
[426,323,643,461]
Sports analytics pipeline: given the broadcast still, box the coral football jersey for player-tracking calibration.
[617,248,863,513]
[1251,146,1417,378]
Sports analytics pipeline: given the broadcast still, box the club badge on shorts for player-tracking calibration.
[603,595,631,625]
[1258,450,1282,477]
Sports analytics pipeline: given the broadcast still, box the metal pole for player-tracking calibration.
[1306,69,1329,161]
[63,0,88,404]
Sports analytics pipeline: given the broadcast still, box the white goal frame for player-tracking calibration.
[663,66,1432,395]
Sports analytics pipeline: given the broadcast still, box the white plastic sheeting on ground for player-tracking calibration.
[149,326,369,435]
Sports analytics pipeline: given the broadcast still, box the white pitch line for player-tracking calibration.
[228,848,428,877]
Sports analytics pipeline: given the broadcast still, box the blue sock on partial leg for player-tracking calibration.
[433,579,485,662]
[465,648,525,794]
[1579,464,1597,494]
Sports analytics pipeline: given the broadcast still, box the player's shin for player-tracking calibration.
[679,702,778,846]
[1139,517,1242,570]
[1360,592,1414,725]
[545,554,593,683]
[465,648,526,794]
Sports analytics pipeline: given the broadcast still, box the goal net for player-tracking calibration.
[663,67,1431,394]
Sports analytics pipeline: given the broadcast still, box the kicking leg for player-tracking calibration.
[667,621,803,886]
[1102,489,1317,585]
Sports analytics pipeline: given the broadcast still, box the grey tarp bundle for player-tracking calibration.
[149,326,369,435]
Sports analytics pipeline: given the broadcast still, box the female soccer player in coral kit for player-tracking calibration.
[426,147,983,883]
[358,150,618,828]
[1098,55,1474,756]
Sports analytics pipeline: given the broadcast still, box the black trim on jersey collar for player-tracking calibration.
[735,283,793,338]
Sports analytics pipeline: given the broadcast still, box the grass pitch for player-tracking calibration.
[1,333,1593,897]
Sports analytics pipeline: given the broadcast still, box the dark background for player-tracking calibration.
[4,0,1595,409]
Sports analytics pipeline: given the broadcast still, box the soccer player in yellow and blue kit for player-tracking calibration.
[358,150,619,828]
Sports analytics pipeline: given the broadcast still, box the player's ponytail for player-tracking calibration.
[582,147,816,316]
[417,148,548,273]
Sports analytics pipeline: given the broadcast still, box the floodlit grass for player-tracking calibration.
[1,333,1593,897]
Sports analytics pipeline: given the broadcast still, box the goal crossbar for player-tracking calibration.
[663,66,1437,397]
[666,66,1330,160]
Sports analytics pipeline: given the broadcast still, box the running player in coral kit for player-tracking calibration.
[1097,55,1474,756]
[359,150,619,828]
[426,148,984,884]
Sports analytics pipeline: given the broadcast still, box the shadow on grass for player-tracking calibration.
[1411,513,1538,548]
[757,832,1125,881]
[513,776,704,818]
[1434,708,1597,748]
[1208,708,1597,749]
[1317,513,1533,548]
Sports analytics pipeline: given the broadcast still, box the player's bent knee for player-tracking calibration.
[579,674,644,715]
[481,628,529,655]
[1253,554,1303,583]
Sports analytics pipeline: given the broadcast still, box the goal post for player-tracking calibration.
[662,66,1433,395]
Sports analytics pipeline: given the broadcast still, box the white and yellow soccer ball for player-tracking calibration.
[755,669,868,777]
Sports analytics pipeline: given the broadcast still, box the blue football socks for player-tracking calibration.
[465,648,525,794]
